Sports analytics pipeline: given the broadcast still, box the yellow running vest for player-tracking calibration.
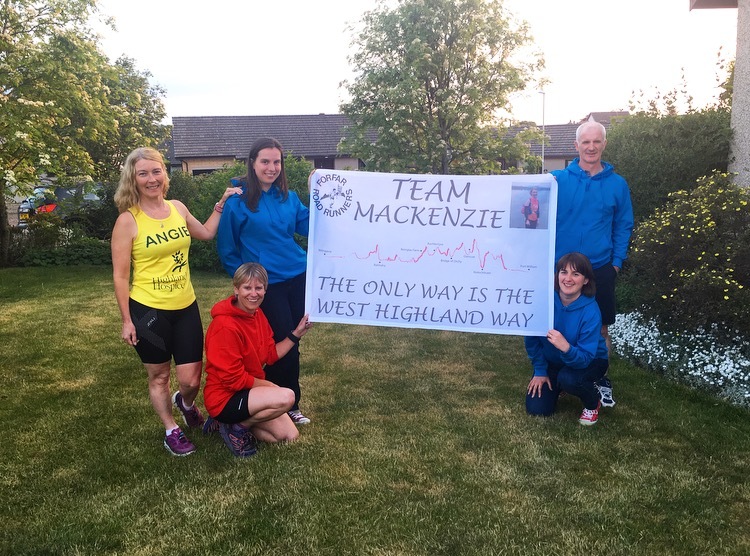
[128,201,196,310]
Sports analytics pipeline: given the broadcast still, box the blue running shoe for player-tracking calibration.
[219,422,257,458]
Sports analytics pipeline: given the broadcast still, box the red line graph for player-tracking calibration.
[325,239,527,271]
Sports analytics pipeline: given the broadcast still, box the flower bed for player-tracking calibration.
[611,311,750,408]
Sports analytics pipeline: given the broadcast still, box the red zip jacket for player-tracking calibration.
[203,295,279,417]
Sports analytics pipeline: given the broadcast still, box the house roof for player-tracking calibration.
[171,112,626,165]
[690,0,737,8]
[512,118,620,158]
[533,123,578,158]
[171,114,355,160]
[580,111,630,125]
[508,123,578,158]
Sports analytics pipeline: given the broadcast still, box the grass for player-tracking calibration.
[1,266,749,555]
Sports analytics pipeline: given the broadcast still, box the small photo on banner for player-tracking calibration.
[305,169,557,336]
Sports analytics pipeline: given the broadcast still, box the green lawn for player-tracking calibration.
[1,266,748,555]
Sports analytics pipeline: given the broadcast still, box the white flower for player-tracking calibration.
[611,311,750,407]
[3,169,17,184]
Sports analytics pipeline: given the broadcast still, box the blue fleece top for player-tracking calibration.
[524,292,608,377]
[552,158,634,269]
[217,180,309,284]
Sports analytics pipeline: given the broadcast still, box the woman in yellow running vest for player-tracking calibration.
[111,147,241,456]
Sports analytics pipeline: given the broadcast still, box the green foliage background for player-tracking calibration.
[341,0,543,174]
[606,109,731,222]
[7,153,314,270]
[620,172,750,341]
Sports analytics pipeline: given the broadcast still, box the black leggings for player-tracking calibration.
[129,298,203,365]
[261,272,306,409]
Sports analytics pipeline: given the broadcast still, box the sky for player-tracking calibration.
[94,0,738,126]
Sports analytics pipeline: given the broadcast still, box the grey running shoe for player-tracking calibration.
[288,410,311,425]
[172,391,205,428]
[219,422,258,458]
[164,428,196,456]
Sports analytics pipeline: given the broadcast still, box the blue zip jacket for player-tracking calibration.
[524,292,608,377]
[217,180,309,284]
[552,158,634,269]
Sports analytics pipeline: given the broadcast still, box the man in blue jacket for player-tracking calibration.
[552,119,634,407]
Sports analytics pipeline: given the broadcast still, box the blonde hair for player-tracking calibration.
[233,262,269,290]
[114,147,170,213]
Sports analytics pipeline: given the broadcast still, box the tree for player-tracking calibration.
[340,0,542,174]
[85,56,168,183]
[0,0,167,265]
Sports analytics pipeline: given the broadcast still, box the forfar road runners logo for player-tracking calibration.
[312,173,354,218]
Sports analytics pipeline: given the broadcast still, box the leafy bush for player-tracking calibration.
[68,181,120,240]
[284,152,314,252]
[10,154,316,270]
[284,151,314,206]
[620,172,750,341]
[167,171,202,212]
[14,233,110,266]
[606,109,731,222]
[187,238,224,273]
[17,212,67,249]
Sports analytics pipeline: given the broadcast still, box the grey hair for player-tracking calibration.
[575,120,607,142]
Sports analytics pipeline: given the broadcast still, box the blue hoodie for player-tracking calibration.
[552,158,633,269]
[217,180,309,283]
[524,292,608,377]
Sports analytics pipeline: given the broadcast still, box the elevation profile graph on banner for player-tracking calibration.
[322,239,530,273]
[305,169,557,336]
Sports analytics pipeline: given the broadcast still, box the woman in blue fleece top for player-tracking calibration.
[217,137,312,425]
[525,252,609,425]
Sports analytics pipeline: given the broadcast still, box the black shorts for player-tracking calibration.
[593,264,617,326]
[129,298,203,365]
[216,390,251,424]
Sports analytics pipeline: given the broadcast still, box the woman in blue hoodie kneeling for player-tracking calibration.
[525,252,609,426]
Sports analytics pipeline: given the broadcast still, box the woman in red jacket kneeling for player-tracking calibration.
[203,262,312,457]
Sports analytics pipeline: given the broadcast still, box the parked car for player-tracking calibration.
[17,185,101,229]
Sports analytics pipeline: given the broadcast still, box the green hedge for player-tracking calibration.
[8,155,314,271]
[620,172,750,341]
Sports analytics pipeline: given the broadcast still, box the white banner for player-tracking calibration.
[305,170,557,336]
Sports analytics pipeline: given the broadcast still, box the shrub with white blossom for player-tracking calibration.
[611,311,750,408]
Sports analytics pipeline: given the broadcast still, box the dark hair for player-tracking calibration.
[240,137,288,212]
[554,252,596,297]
